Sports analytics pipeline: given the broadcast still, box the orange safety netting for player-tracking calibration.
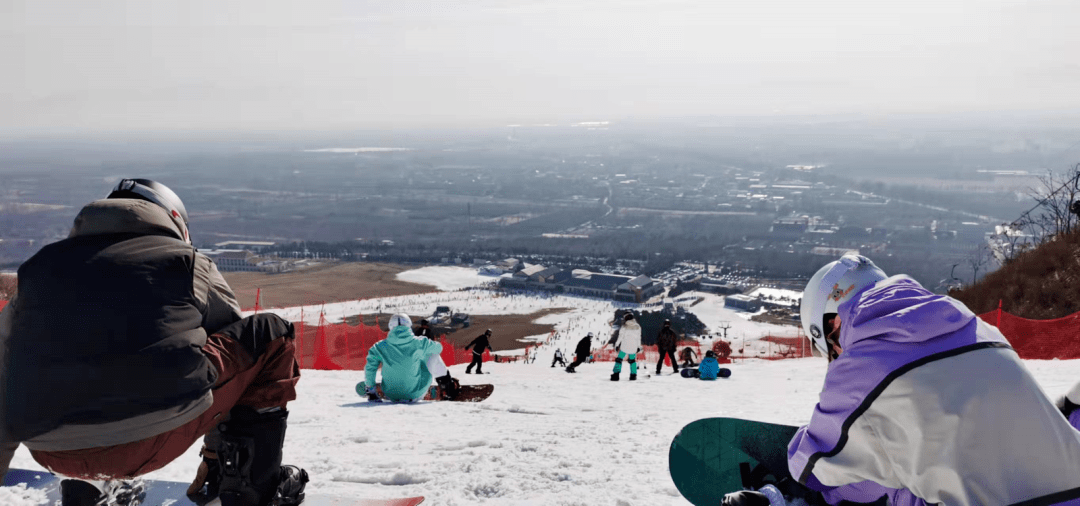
[288,311,492,371]
[0,300,6,312]
[978,307,1080,360]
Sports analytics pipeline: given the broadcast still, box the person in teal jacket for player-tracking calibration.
[364,313,459,402]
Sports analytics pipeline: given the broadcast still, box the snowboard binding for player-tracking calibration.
[60,478,146,506]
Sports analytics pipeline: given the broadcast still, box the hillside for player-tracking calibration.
[950,228,1080,319]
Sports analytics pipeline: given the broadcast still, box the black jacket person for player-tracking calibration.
[565,332,593,373]
[656,320,679,374]
[465,329,493,374]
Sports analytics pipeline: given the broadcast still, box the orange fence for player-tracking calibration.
[978,306,1080,360]
[0,300,6,312]
[290,311,491,371]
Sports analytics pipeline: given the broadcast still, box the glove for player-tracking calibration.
[366,387,380,402]
[721,490,772,506]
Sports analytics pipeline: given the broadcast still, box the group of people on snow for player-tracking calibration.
[3,180,1080,506]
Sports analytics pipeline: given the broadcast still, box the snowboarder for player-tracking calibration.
[656,319,679,374]
[724,254,1080,505]
[610,313,642,381]
[414,319,436,340]
[565,332,593,373]
[0,179,308,506]
[364,313,460,402]
[680,350,728,380]
[464,329,493,374]
[551,349,567,368]
[679,346,698,368]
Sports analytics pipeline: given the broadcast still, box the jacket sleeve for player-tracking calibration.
[465,337,477,350]
[364,343,384,388]
[194,254,242,334]
[420,337,443,360]
[0,298,17,480]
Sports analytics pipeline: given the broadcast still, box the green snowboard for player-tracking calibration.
[668,417,821,506]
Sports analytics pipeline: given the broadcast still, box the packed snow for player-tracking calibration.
[5,266,1079,505]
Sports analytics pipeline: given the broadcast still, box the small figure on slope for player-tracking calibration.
[725,254,1080,505]
[551,349,567,368]
[464,329,494,374]
[0,179,307,506]
[414,318,436,341]
[655,319,679,375]
[610,313,642,381]
[679,346,698,368]
[364,313,460,402]
[565,332,593,373]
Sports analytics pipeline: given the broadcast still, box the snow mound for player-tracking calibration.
[0,484,48,506]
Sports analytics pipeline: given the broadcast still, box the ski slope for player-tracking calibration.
[4,266,1079,505]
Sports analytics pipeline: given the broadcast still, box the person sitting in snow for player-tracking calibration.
[610,313,642,381]
[679,346,699,368]
[551,348,567,368]
[464,329,494,374]
[565,332,593,373]
[364,313,460,403]
[0,179,308,506]
[723,254,1080,506]
[680,350,728,380]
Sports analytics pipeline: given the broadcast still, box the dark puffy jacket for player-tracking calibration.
[1,199,241,451]
[657,326,678,351]
[415,325,436,340]
[574,336,592,357]
[466,334,492,353]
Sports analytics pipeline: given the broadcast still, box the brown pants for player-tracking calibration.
[31,327,300,479]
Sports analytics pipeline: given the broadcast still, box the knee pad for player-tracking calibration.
[216,406,288,506]
[627,358,636,364]
[216,314,294,359]
[615,357,623,364]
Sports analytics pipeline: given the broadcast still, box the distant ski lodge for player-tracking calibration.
[498,265,663,303]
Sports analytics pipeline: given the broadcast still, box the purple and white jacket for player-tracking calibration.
[787,276,1080,506]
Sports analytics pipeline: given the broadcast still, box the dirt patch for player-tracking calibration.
[222,262,436,309]
[346,308,572,352]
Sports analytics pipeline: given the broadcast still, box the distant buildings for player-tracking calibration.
[202,249,289,273]
[498,264,664,303]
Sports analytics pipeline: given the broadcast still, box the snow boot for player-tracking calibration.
[186,445,222,502]
[216,406,306,506]
[272,466,309,506]
[435,373,461,401]
[629,373,637,381]
[610,372,620,381]
[61,478,146,506]
[565,366,576,373]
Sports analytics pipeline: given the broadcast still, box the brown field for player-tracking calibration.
[222,262,436,309]
[345,308,571,352]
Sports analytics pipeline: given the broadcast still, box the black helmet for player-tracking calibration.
[108,179,189,241]
[705,350,717,359]
[419,319,429,326]
[664,319,671,325]
[623,313,634,321]
[485,329,492,334]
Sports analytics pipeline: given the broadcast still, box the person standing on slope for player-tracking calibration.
[565,332,593,373]
[0,179,308,506]
[611,313,642,381]
[722,254,1080,506]
[656,319,679,375]
[364,313,459,402]
[414,318,436,341]
[551,348,567,368]
[465,329,493,374]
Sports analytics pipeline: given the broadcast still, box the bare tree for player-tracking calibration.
[967,243,994,285]
[993,163,1080,264]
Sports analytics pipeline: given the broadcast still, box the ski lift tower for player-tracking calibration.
[718,321,731,340]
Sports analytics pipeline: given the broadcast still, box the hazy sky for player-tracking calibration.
[4,0,1080,132]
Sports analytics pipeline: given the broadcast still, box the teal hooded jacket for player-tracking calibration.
[364,325,444,401]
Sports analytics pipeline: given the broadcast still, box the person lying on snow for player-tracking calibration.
[723,254,1080,506]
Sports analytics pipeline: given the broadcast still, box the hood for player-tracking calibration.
[70,199,186,242]
[838,275,975,350]
[387,325,417,343]
[621,320,640,331]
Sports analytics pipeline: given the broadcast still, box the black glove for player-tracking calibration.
[721,490,772,506]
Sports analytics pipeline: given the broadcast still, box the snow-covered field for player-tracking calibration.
[5,266,1079,505]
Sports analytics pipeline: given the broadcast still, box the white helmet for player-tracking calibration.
[800,255,887,358]
[388,313,411,329]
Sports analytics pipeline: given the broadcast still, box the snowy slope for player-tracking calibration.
[5,266,1080,505]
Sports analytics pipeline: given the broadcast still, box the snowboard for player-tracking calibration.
[1,468,424,506]
[668,417,823,506]
[679,367,732,379]
[355,381,494,403]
